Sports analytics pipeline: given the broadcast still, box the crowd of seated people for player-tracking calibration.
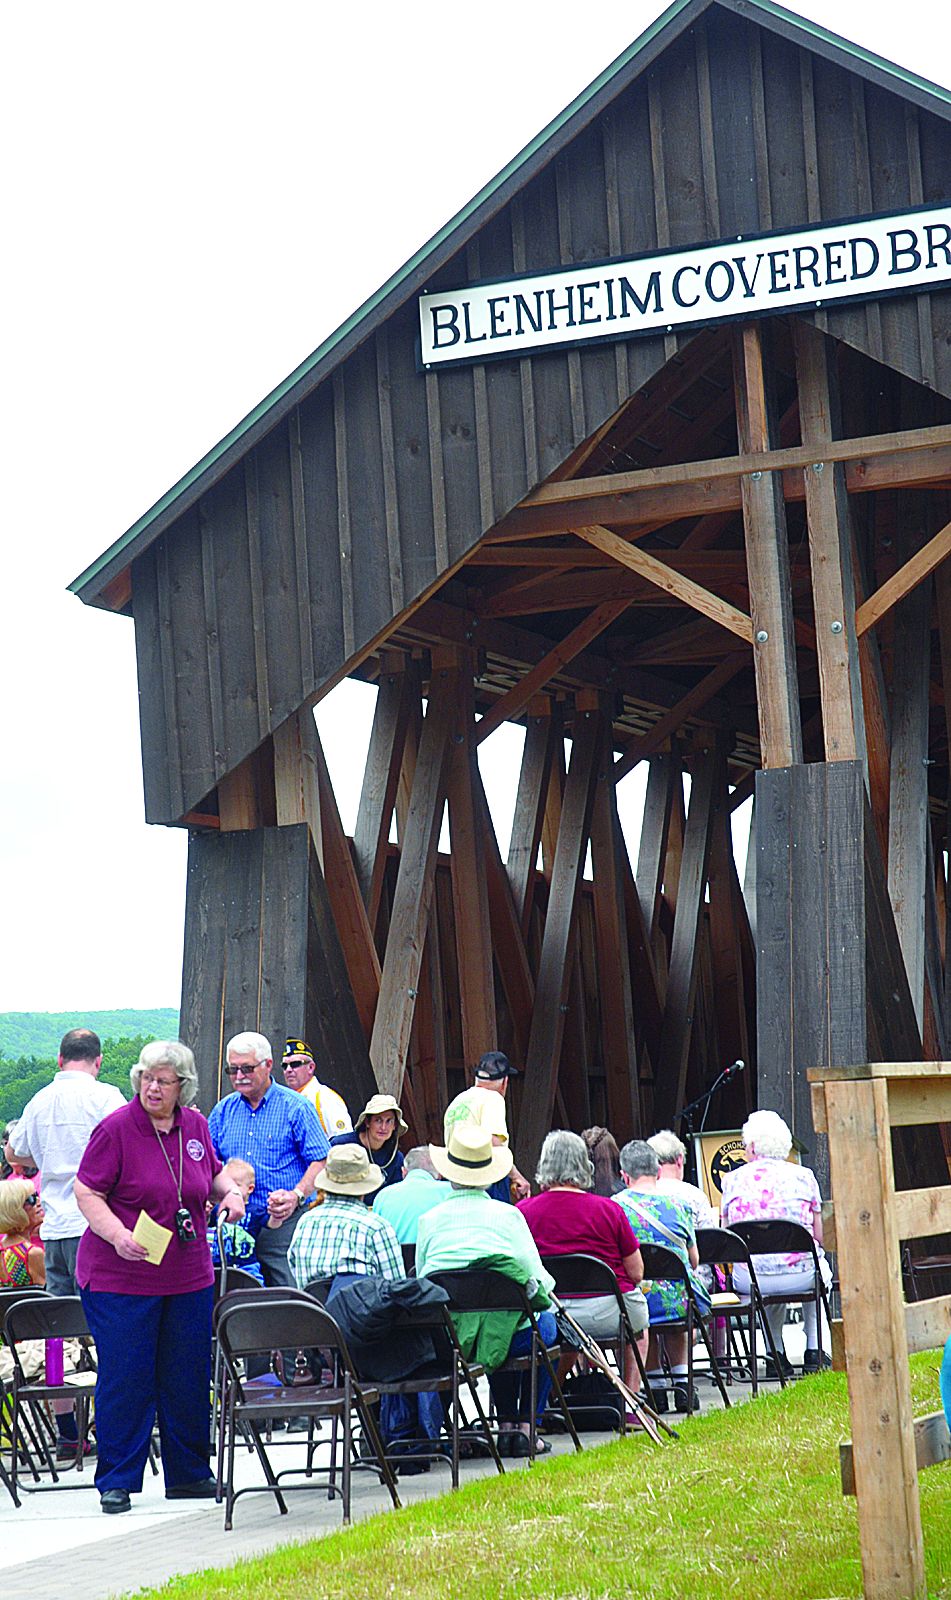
[0,1022,833,1508]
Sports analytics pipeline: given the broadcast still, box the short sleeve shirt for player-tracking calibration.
[720,1158,822,1273]
[517,1189,642,1291]
[208,1082,329,1230]
[76,1098,221,1295]
[443,1087,509,1143]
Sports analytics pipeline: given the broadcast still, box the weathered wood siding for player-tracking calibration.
[133,10,951,823]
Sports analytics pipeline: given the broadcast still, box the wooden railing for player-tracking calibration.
[809,1062,951,1600]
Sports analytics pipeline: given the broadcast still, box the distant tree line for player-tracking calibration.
[0,1036,149,1125]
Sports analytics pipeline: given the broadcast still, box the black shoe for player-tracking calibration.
[286,1416,313,1434]
[646,1385,669,1414]
[165,1479,218,1500]
[763,1354,794,1381]
[496,1431,514,1457]
[673,1385,700,1413]
[802,1349,831,1372]
[101,1489,131,1515]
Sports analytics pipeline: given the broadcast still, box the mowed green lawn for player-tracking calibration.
[136,1355,950,1600]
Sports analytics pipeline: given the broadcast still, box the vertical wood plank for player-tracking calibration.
[734,323,803,768]
[273,707,323,870]
[242,456,271,740]
[287,409,315,692]
[793,322,866,766]
[636,752,677,944]
[823,1075,924,1600]
[375,328,405,615]
[332,368,356,659]
[590,712,639,1141]
[475,771,536,1067]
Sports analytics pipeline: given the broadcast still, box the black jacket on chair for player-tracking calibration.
[327,1275,450,1382]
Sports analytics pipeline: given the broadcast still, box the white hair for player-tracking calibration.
[742,1109,793,1161]
[226,1031,272,1065]
[536,1130,594,1191]
[648,1129,686,1165]
[130,1040,199,1108]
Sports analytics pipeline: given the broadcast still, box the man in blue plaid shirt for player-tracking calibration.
[208,1031,329,1289]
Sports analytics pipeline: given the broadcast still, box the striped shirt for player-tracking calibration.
[288,1196,404,1286]
[208,1081,329,1232]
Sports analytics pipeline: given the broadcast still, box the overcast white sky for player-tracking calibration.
[1,0,946,1013]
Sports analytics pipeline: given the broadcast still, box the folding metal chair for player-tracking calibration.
[638,1242,731,1412]
[695,1226,787,1392]
[216,1294,401,1527]
[425,1267,583,1461]
[541,1252,651,1431]
[3,1296,95,1500]
[728,1219,834,1372]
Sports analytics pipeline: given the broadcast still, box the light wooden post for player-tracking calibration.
[821,1074,924,1599]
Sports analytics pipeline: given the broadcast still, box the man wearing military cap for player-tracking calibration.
[443,1052,530,1202]
[281,1038,353,1139]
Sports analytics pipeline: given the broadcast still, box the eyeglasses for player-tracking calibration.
[141,1072,180,1089]
[24,1193,40,1208]
[224,1064,265,1079]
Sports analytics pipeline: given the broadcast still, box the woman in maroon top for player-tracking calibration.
[75,1041,245,1516]
[518,1130,648,1398]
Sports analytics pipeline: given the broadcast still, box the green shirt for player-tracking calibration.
[416,1188,555,1370]
[372,1170,450,1243]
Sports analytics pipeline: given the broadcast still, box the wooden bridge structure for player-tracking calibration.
[72,0,951,1186]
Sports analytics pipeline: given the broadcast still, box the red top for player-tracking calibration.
[517,1188,641,1292]
[76,1098,221,1295]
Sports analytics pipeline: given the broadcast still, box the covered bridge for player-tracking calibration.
[72,0,951,1183]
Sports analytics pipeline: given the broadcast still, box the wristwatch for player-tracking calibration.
[293,1187,306,1208]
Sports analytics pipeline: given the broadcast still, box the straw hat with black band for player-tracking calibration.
[429,1125,514,1189]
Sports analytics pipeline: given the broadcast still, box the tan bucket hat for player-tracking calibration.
[315,1143,384,1197]
[429,1124,514,1189]
[354,1094,408,1135]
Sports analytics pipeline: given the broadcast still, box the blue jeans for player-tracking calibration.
[489,1311,558,1423]
[80,1286,214,1493]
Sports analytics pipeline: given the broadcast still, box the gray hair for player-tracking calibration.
[536,1130,594,1192]
[404,1146,439,1177]
[130,1040,199,1108]
[742,1109,792,1162]
[648,1129,686,1165]
[619,1139,659,1181]
[226,1031,272,1065]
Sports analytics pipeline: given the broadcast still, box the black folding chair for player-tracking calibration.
[541,1252,651,1431]
[426,1267,583,1462]
[695,1227,787,1393]
[638,1243,731,1412]
[401,1243,417,1275]
[3,1296,95,1500]
[216,1295,401,1527]
[728,1219,833,1372]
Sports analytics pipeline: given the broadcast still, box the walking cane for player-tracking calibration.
[551,1294,678,1446]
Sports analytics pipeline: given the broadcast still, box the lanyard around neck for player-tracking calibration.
[153,1124,184,1207]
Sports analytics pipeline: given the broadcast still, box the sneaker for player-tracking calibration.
[673,1384,700,1413]
[763,1354,794,1381]
[802,1349,831,1372]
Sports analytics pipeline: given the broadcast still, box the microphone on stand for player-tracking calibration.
[722,1059,745,1081]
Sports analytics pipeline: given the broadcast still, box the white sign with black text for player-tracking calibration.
[418,205,951,368]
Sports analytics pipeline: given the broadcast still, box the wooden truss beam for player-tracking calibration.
[475,598,629,744]
[313,733,381,1046]
[492,437,951,541]
[369,658,455,1097]
[793,322,866,765]
[507,698,560,933]
[590,714,639,1138]
[572,525,754,642]
[613,653,748,784]
[273,709,323,865]
[446,652,498,1062]
[479,552,792,619]
[352,652,417,928]
[734,324,802,768]
[520,696,605,1169]
[856,518,951,636]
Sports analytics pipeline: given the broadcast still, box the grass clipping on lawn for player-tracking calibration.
[142,1355,950,1600]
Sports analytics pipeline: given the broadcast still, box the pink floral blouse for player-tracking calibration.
[720,1158,823,1274]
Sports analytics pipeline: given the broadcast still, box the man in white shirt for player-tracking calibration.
[443,1052,530,1202]
[647,1129,718,1230]
[281,1038,353,1138]
[14,1028,125,1295]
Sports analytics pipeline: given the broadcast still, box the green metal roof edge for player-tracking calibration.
[732,0,951,107]
[69,0,951,599]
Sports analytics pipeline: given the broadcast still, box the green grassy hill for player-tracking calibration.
[0,1009,179,1061]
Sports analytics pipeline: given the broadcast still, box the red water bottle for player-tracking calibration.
[45,1338,64,1386]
